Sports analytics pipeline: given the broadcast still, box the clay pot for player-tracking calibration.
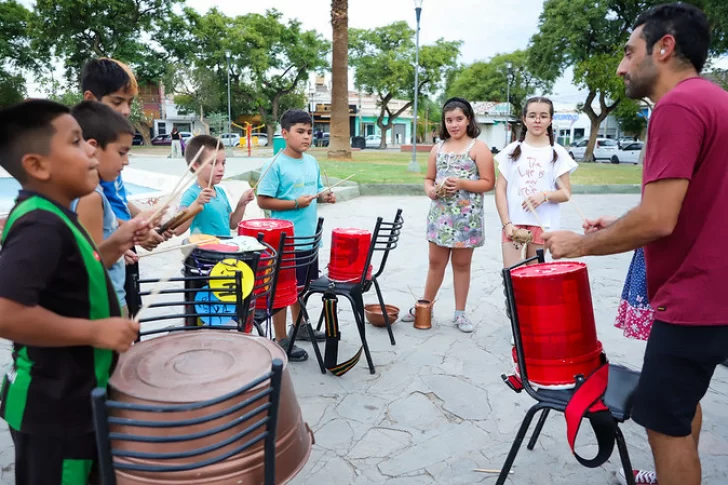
[364,304,399,327]
[108,331,313,484]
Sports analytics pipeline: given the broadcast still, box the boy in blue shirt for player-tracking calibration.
[257,109,336,362]
[175,135,254,238]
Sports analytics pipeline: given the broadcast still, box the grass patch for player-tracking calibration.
[309,149,642,185]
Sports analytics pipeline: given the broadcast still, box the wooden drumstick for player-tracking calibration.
[252,152,281,192]
[313,174,355,197]
[473,468,514,474]
[522,194,546,232]
[207,137,221,189]
[554,177,588,225]
[138,237,217,258]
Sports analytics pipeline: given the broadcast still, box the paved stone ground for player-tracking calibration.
[1,194,727,484]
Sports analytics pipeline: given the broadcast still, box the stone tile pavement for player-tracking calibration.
[1,194,727,484]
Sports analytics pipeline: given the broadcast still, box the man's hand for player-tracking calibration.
[90,318,140,353]
[583,216,618,234]
[196,188,215,206]
[542,230,586,259]
[295,195,317,209]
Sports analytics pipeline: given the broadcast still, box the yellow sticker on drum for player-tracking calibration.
[209,258,254,302]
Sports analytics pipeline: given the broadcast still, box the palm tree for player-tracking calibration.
[328,0,352,159]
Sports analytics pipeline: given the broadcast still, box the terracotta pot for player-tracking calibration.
[108,331,313,484]
[364,304,399,327]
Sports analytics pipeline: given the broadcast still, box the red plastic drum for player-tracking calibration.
[328,228,372,283]
[510,261,603,389]
[238,219,297,310]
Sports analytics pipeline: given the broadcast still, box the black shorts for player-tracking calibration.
[295,249,320,287]
[125,247,141,316]
[11,429,97,485]
[632,320,728,437]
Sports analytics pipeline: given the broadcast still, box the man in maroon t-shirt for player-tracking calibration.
[542,4,728,485]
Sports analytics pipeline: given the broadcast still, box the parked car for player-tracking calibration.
[151,134,172,146]
[617,136,638,148]
[611,141,644,164]
[132,133,144,146]
[568,138,619,161]
[365,135,382,149]
[220,133,241,147]
[180,131,193,142]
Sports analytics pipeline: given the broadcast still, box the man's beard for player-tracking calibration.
[624,59,657,99]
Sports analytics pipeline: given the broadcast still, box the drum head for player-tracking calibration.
[209,258,255,302]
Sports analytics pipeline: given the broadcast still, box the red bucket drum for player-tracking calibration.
[510,261,604,389]
[109,331,313,484]
[238,219,297,310]
[328,228,373,283]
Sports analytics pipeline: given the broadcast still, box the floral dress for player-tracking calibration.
[426,139,484,248]
[614,248,654,340]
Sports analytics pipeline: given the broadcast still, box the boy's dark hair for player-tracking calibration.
[185,135,222,170]
[71,101,134,149]
[439,97,481,140]
[81,58,139,99]
[0,99,70,183]
[280,109,313,131]
[634,2,710,73]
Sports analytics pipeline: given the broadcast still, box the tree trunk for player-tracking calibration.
[328,0,352,159]
[581,89,620,162]
[133,121,152,146]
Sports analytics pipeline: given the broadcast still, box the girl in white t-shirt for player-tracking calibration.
[495,96,578,267]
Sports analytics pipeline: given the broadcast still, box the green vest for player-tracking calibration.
[0,195,115,431]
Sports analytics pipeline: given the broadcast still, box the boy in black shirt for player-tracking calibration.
[0,100,149,485]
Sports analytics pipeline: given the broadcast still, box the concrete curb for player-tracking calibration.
[233,171,642,196]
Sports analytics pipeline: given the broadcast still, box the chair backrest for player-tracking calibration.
[280,217,325,296]
[501,249,546,402]
[91,359,284,485]
[359,208,404,285]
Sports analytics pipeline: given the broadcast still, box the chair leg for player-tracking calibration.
[527,408,550,450]
[344,293,376,374]
[373,278,396,346]
[615,426,636,485]
[315,307,326,332]
[496,404,544,485]
[298,297,326,374]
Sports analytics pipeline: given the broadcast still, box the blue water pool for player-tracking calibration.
[0,178,160,211]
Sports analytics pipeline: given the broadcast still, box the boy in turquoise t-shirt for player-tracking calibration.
[257,109,336,362]
[175,135,254,238]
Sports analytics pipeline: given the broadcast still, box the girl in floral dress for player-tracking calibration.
[402,97,495,332]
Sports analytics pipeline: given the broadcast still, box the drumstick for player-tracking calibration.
[252,152,281,192]
[522,194,546,232]
[323,169,332,193]
[137,237,217,258]
[134,246,199,323]
[313,174,355,197]
[207,137,221,189]
[473,469,514,474]
[554,177,588,225]
[146,150,216,225]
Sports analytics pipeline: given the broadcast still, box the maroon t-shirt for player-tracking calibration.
[642,77,728,326]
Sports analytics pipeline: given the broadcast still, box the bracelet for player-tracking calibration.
[294,199,299,209]
[543,192,549,202]
[502,221,512,230]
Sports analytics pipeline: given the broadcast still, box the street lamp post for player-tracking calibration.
[505,62,512,148]
[407,0,424,173]
[225,50,232,136]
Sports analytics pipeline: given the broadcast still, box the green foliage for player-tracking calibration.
[349,22,461,146]
[446,50,552,116]
[0,0,33,105]
[47,90,83,106]
[29,0,181,84]
[613,99,647,136]
[0,72,26,108]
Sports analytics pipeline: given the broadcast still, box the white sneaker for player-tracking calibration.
[456,314,474,333]
[617,468,658,485]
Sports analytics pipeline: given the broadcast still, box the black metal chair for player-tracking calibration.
[497,249,640,485]
[136,239,275,339]
[296,209,404,375]
[91,359,284,485]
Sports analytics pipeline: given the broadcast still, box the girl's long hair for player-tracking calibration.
[510,96,558,163]
[439,97,481,140]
